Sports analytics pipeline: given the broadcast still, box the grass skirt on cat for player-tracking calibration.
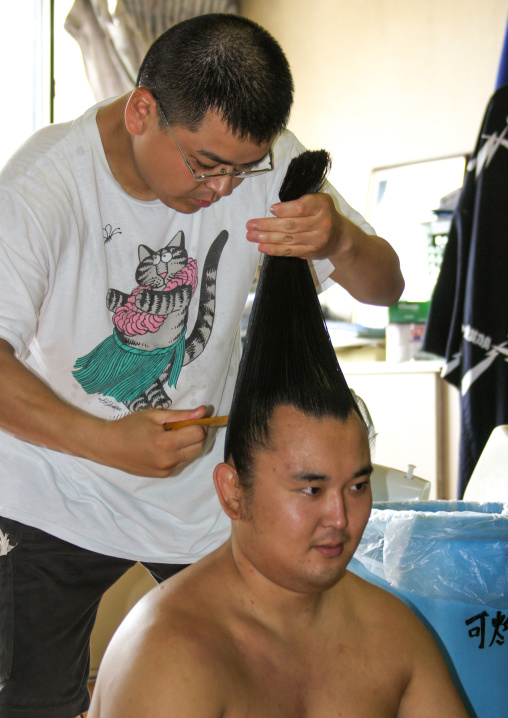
[72,330,185,403]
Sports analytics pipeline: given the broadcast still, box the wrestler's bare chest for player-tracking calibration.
[220,622,406,717]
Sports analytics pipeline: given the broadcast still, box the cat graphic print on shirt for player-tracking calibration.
[73,229,228,410]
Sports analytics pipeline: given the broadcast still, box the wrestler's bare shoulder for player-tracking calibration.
[89,553,236,717]
[340,569,421,629]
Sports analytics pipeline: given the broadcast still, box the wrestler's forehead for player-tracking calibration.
[253,406,370,481]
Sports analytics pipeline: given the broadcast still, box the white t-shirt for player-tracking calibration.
[0,99,374,562]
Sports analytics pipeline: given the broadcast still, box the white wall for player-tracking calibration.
[242,0,507,216]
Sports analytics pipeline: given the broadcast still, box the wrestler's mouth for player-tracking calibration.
[312,543,344,558]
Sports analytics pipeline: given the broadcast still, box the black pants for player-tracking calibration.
[0,516,187,718]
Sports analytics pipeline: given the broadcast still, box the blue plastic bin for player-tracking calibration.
[350,501,508,718]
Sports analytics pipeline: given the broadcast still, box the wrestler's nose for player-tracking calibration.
[322,491,348,530]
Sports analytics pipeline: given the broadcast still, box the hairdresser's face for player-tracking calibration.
[127,90,274,213]
[234,406,372,595]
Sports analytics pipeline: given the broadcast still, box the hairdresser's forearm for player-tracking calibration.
[0,338,106,457]
[0,339,207,476]
[328,216,404,306]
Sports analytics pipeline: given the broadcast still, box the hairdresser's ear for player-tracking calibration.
[124,87,158,137]
[213,462,243,520]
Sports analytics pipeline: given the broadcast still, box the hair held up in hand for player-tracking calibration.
[225,150,364,481]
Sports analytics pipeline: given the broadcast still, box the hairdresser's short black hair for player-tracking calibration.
[136,13,294,144]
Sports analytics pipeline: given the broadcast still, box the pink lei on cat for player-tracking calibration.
[112,259,198,337]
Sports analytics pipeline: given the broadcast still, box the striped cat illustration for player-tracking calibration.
[73,229,228,410]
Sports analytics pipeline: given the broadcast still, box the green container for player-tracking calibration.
[388,301,430,324]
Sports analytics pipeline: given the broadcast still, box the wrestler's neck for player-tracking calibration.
[225,540,345,633]
[96,93,155,200]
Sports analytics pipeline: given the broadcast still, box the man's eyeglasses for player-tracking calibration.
[156,101,274,182]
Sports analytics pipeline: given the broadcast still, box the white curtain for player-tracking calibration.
[64,0,241,101]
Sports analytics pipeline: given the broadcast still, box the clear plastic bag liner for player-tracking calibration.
[354,500,508,607]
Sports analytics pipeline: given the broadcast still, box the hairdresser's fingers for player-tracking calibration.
[256,240,326,260]
[247,193,330,232]
[247,194,341,260]
[253,230,321,257]
[160,423,208,468]
[247,198,308,238]
[95,406,208,477]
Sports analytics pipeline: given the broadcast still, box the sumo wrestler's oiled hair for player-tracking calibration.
[224,150,365,486]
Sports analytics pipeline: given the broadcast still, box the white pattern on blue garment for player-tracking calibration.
[0,529,15,556]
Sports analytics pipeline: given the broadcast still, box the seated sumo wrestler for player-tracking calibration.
[89,403,467,718]
[89,155,467,717]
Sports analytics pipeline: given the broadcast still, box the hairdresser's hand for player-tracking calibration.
[246,193,404,306]
[85,405,209,478]
[246,193,341,261]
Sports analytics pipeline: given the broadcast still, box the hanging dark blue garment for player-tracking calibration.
[423,85,508,497]
[495,15,508,89]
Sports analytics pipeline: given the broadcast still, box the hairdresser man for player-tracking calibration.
[0,13,403,718]
[89,406,467,716]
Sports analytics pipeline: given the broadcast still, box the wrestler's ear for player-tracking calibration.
[213,462,244,520]
[124,87,158,136]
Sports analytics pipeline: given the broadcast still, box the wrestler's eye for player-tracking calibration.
[301,486,321,496]
[152,255,161,265]
[350,479,370,493]
[161,251,173,262]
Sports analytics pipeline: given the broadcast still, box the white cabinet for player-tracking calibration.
[342,361,460,499]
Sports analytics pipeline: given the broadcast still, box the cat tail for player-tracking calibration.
[182,230,229,366]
